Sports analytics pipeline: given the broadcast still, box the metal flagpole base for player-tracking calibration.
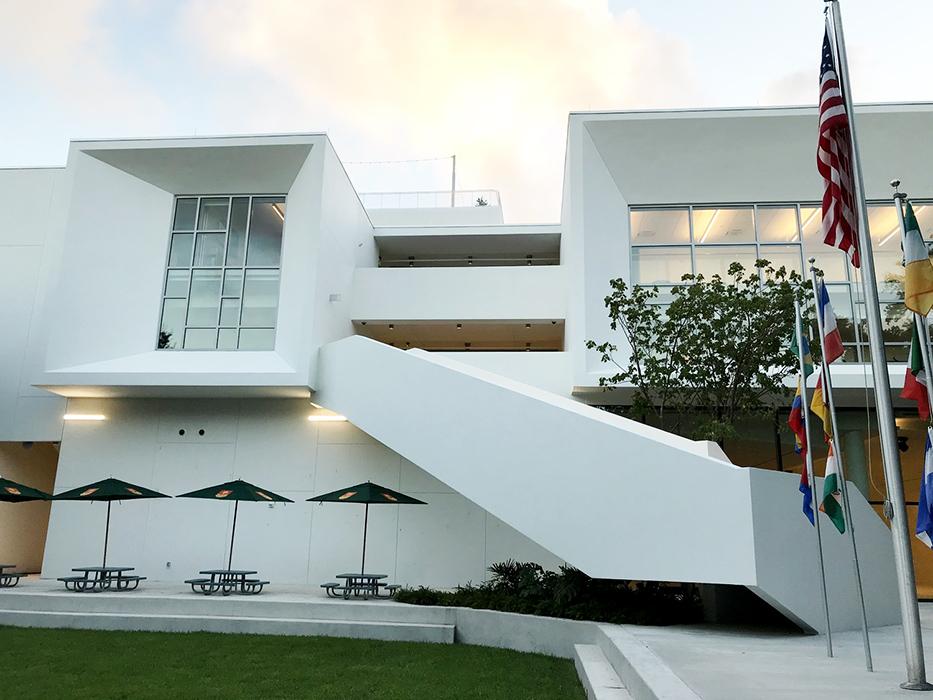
[899,681,933,691]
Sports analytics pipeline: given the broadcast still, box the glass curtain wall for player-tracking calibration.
[159,195,286,351]
[630,202,933,362]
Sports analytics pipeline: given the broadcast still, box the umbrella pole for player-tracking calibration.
[227,500,239,571]
[361,503,369,575]
[103,502,112,568]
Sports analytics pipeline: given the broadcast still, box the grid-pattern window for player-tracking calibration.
[630,202,933,363]
[158,195,286,351]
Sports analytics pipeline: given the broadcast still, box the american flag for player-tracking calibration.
[817,27,860,268]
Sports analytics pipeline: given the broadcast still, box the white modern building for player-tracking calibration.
[3,103,933,633]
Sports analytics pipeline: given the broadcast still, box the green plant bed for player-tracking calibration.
[0,626,584,699]
[395,561,703,626]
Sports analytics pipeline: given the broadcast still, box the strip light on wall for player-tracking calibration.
[63,414,107,421]
[307,414,348,423]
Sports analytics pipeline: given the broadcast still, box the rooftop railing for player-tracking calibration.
[359,190,501,209]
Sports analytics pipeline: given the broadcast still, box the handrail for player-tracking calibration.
[360,190,501,209]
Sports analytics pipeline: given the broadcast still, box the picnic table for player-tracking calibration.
[58,566,146,592]
[321,573,399,600]
[185,569,269,596]
[0,564,24,588]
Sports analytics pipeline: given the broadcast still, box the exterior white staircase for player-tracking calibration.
[315,336,901,633]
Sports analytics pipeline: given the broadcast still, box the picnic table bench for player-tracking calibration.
[58,566,146,592]
[0,564,25,588]
[185,569,269,596]
[321,573,400,600]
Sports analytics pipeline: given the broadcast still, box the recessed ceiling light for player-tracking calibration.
[63,414,106,421]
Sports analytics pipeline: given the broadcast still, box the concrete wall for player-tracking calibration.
[350,266,566,322]
[0,442,57,571]
[40,397,562,585]
[0,169,66,441]
[305,141,378,386]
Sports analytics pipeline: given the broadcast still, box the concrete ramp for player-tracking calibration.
[315,336,900,632]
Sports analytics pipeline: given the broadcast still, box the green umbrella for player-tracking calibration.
[0,477,50,503]
[177,479,293,571]
[53,478,170,567]
[308,481,426,574]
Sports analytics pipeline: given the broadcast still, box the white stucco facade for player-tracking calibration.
[3,104,932,632]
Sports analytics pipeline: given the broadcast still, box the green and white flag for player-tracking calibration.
[820,442,845,534]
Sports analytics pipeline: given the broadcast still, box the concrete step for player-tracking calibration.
[0,608,455,644]
[595,625,700,700]
[573,644,632,700]
[0,589,453,625]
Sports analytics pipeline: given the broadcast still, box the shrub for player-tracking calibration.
[394,560,702,626]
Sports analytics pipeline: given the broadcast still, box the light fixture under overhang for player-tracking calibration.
[307,414,348,423]
[271,203,285,222]
[63,414,106,422]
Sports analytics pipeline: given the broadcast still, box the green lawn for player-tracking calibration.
[0,626,585,699]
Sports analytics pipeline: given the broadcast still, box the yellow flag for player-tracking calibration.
[810,372,832,440]
[904,202,933,315]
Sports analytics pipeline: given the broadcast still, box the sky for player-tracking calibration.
[1,0,932,223]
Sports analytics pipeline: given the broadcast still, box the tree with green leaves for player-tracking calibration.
[586,259,811,444]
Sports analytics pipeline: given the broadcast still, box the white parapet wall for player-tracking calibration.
[315,335,900,633]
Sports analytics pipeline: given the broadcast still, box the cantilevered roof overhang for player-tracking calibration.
[78,134,318,194]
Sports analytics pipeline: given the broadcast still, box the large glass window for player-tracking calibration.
[692,207,755,244]
[158,195,286,351]
[629,209,690,245]
[630,200,933,364]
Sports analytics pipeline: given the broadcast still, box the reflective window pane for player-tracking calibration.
[801,206,848,282]
[241,270,281,327]
[238,328,275,350]
[198,197,229,230]
[630,209,690,244]
[168,233,193,267]
[219,298,240,327]
[164,269,189,297]
[226,197,250,267]
[824,284,857,343]
[757,207,799,242]
[631,247,691,285]
[858,302,912,344]
[694,245,757,279]
[868,205,904,294]
[159,299,185,350]
[173,198,197,231]
[218,328,238,350]
[223,269,243,297]
[246,198,286,266]
[184,328,217,350]
[193,232,226,267]
[693,207,755,244]
[187,270,221,326]
[759,245,802,276]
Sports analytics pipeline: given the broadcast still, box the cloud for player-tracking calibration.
[179,0,700,222]
[0,1,166,131]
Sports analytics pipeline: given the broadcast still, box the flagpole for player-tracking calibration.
[809,261,873,671]
[795,298,834,654]
[826,2,929,688]
[892,184,933,412]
